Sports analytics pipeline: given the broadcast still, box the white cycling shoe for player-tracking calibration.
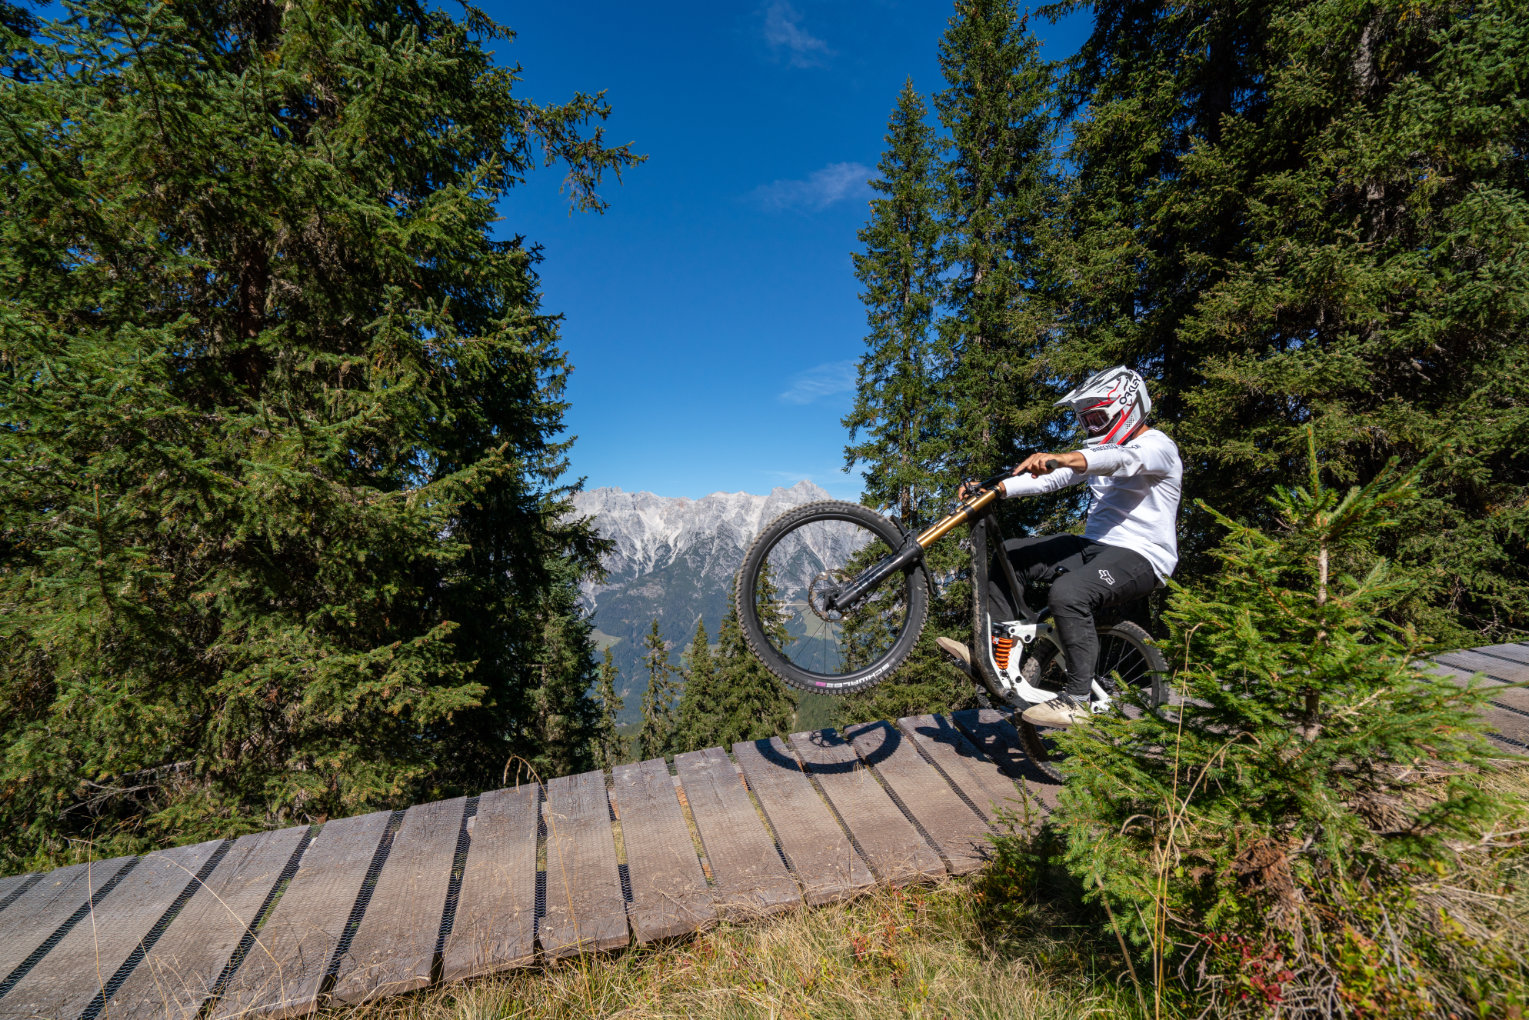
[1020,693,1092,728]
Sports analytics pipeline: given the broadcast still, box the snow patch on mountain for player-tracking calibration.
[571,479,835,611]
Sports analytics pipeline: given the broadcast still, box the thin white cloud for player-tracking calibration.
[750,161,872,212]
[779,359,857,404]
[762,1,832,68]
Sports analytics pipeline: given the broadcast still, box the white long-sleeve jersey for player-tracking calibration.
[999,428,1183,580]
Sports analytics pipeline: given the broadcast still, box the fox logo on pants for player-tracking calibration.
[1098,569,1115,585]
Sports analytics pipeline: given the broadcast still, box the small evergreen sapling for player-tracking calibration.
[1050,440,1498,1008]
[591,648,625,771]
[637,619,678,761]
[699,564,795,750]
[674,617,720,755]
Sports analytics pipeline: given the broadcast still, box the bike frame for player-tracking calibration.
[825,471,1106,709]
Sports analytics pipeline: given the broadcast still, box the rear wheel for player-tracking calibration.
[735,501,929,695]
[1015,620,1166,783]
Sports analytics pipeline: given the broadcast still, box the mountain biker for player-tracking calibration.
[938,366,1182,727]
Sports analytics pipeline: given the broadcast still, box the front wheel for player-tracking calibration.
[735,501,929,695]
[1015,620,1167,783]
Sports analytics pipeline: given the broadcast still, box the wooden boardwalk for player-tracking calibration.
[0,645,1524,1020]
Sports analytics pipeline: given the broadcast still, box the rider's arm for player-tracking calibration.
[1079,434,1174,479]
[1000,466,1082,498]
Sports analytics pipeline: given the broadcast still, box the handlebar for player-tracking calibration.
[965,460,1064,495]
[926,458,1068,549]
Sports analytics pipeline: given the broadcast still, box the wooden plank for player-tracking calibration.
[330,798,465,1004]
[897,714,1026,824]
[1477,643,1529,666]
[441,786,539,982]
[0,855,136,983]
[674,747,800,918]
[1426,662,1529,714]
[1482,710,1529,749]
[102,826,307,1020]
[1425,663,1529,743]
[1426,665,1529,748]
[540,771,627,958]
[210,809,392,1020]
[611,759,714,942]
[733,737,873,906]
[843,721,993,874]
[1437,650,1529,685]
[0,839,222,1020]
[788,729,943,885]
[952,708,1060,812]
[0,874,38,916]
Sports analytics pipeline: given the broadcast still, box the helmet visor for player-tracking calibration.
[1080,407,1115,435]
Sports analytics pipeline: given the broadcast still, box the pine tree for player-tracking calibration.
[1050,442,1497,1003]
[934,1,1063,498]
[844,80,946,530]
[591,648,626,771]
[1052,0,1529,640]
[710,569,797,747]
[673,617,720,754]
[518,563,605,782]
[636,618,678,760]
[0,0,639,867]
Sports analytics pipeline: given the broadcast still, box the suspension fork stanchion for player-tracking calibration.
[825,488,1004,614]
[913,487,1001,547]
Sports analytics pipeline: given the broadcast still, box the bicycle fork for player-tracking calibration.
[825,488,1003,614]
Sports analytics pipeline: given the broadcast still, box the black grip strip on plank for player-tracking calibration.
[430,794,478,985]
[783,742,878,881]
[0,857,139,999]
[533,807,548,948]
[732,752,799,877]
[895,724,992,832]
[0,874,42,915]
[607,774,635,904]
[315,810,405,999]
[200,824,315,1013]
[842,728,959,874]
[77,840,233,1020]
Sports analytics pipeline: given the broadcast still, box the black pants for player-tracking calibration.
[988,535,1159,697]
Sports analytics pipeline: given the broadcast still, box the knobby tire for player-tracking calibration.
[1014,619,1166,783]
[735,501,929,695]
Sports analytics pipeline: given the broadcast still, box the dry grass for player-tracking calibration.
[317,879,1142,1020]
[312,762,1529,1020]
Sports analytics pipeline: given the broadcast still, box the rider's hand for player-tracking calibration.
[1014,451,1085,477]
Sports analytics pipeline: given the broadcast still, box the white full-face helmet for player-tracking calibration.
[1056,366,1151,448]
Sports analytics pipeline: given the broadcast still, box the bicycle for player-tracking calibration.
[733,467,1167,781]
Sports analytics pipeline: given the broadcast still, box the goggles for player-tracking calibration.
[1080,406,1115,435]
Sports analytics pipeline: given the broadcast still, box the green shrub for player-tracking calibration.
[1040,438,1519,1016]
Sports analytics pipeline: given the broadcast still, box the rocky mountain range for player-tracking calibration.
[571,480,859,721]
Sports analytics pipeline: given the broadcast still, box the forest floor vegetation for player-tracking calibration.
[314,873,1144,1020]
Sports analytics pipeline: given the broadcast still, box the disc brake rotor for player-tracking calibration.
[806,572,846,622]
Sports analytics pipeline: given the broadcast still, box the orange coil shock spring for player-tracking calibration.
[993,636,1014,671]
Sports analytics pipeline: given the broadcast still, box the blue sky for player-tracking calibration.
[482,1,1092,501]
